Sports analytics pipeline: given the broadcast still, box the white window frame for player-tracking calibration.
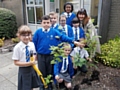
[25,0,44,25]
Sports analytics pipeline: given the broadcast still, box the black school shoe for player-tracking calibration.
[73,84,79,90]
[55,82,66,89]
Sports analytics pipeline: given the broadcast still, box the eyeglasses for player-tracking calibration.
[21,34,31,37]
[60,20,66,22]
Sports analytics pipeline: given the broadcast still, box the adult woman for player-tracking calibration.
[77,8,101,54]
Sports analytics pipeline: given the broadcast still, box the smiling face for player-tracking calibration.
[65,4,72,13]
[78,14,85,21]
[17,25,32,45]
[59,16,66,26]
[41,19,51,30]
[50,14,58,25]
[19,33,31,44]
[63,44,71,56]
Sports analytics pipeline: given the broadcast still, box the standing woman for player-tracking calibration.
[62,2,76,27]
[77,8,101,54]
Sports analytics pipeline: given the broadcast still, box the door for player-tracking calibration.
[25,0,44,34]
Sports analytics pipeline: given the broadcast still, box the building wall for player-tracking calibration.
[107,0,120,40]
[99,0,111,44]
[99,0,120,43]
[0,0,24,27]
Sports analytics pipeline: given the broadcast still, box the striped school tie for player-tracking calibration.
[75,28,78,41]
[63,27,66,35]
[67,13,69,18]
[64,58,67,70]
[25,46,30,62]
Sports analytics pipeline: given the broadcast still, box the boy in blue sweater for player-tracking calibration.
[32,15,81,90]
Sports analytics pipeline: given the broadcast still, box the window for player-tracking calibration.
[26,0,44,24]
[36,6,43,24]
[27,7,35,23]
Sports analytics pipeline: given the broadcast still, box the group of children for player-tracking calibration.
[12,2,95,90]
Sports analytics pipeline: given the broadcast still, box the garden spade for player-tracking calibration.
[30,51,48,88]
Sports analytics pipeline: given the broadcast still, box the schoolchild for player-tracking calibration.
[49,12,59,29]
[12,25,40,90]
[62,2,76,27]
[72,17,85,42]
[54,43,74,90]
[70,40,92,75]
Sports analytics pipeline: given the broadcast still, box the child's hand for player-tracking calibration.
[30,60,36,65]
[74,41,85,47]
[55,75,60,80]
[88,58,92,62]
[73,65,77,69]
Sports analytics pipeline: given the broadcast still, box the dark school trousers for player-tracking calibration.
[37,54,53,88]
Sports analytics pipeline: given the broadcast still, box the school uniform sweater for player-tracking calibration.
[58,25,74,39]
[72,27,85,40]
[62,12,76,27]
[33,28,73,54]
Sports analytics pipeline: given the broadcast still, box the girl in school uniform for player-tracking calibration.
[12,25,40,90]
[62,2,76,27]
[57,14,74,48]
[54,43,74,90]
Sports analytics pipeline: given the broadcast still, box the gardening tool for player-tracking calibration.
[30,51,48,88]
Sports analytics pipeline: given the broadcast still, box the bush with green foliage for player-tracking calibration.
[0,8,17,38]
[98,36,120,68]
[0,37,5,47]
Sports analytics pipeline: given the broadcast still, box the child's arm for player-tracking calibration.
[14,60,36,67]
[86,57,92,62]
[71,56,77,69]
[84,50,92,62]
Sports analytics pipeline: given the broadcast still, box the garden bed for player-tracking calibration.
[72,63,120,90]
[0,39,16,53]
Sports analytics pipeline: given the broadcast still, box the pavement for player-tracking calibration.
[0,52,39,90]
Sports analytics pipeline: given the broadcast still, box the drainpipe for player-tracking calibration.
[97,0,103,34]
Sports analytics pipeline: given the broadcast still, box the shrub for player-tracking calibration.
[98,36,120,68]
[0,8,17,38]
[11,37,19,43]
[0,37,5,47]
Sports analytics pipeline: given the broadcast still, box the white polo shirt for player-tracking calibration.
[12,41,36,62]
[70,47,89,58]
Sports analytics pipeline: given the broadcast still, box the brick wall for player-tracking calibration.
[107,0,120,40]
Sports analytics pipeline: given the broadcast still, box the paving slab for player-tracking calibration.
[0,63,18,79]
[0,80,17,90]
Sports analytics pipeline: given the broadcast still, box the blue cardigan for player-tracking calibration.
[62,12,76,27]
[54,55,74,84]
[72,27,85,40]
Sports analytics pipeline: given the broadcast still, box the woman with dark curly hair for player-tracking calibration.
[77,8,101,54]
[62,2,76,27]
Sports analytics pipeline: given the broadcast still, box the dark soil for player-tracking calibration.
[72,63,120,90]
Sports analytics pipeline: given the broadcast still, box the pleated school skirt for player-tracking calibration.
[59,72,71,83]
[18,66,40,90]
